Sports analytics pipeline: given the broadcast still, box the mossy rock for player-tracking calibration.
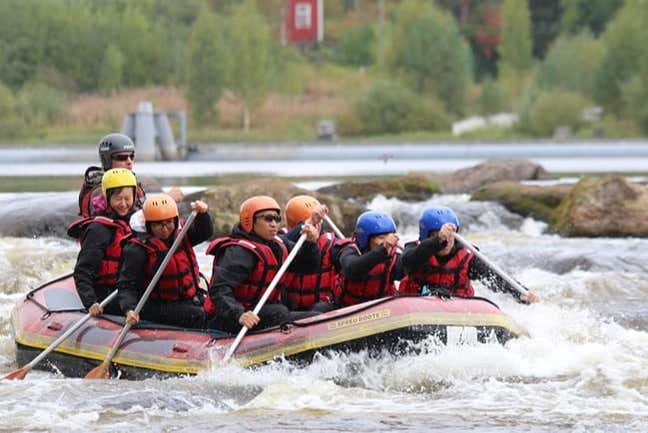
[317,174,440,202]
[472,181,570,222]
[552,175,648,237]
[184,178,365,238]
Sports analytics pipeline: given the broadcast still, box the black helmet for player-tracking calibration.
[98,133,135,170]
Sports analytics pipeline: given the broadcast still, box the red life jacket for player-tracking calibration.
[283,233,351,310]
[400,246,474,297]
[204,236,289,314]
[67,216,132,292]
[129,227,199,302]
[338,245,399,307]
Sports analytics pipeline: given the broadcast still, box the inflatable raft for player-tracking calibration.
[10,273,528,379]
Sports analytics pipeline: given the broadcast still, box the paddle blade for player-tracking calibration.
[84,361,111,379]
[3,366,30,380]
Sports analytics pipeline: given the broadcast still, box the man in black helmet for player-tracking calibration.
[78,133,147,217]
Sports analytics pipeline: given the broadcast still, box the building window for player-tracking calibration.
[295,3,312,29]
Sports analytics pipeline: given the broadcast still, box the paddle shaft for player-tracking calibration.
[100,211,198,367]
[13,290,118,375]
[222,233,308,364]
[453,233,528,296]
[323,214,345,239]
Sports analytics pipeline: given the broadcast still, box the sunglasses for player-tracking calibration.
[112,153,135,161]
[151,219,175,229]
[255,213,281,223]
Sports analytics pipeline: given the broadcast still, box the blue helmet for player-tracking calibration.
[354,211,397,251]
[419,206,460,240]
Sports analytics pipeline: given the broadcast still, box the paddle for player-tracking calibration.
[221,232,308,364]
[453,232,530,299]
[84,210,198,379]
[3,290,119,380]
[323,214,345,239]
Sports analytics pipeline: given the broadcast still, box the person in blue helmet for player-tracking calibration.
[333,211,404,307]
[400,206,539,303]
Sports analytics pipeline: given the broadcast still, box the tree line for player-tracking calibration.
[0,0,646,139]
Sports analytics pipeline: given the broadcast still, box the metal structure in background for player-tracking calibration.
[121,101,186,162]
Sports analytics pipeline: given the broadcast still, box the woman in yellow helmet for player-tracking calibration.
[67,168,139,316]
[117,193,213,329]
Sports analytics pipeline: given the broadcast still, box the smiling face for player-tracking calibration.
[108,187,135,217]
[252,211,281,241]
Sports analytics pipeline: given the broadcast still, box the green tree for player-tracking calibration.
[499,0,533,73]
[226,0,276,132]
[385,0,472,114]
[99,44,125,94]
[337,25,375,67]
[560,0,623,36]
[594,0,648,115]
[186,6,227,126]
[536,32,605,97]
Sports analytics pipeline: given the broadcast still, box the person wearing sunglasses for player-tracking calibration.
[117,193,213,329]
[77,133,147,218]
[67,169,139,317]
[204,195,321,334]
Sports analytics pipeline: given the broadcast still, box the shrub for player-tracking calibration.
[479,78,506,115]
[357,80,450,134]
[524,91,589,136]
[16,81,67,128]
[336,25,375,67]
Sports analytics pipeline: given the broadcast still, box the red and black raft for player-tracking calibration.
[10,273,528,380]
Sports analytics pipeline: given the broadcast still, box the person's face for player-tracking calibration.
[369,233,390,251]
[108,188,134,217]
[252,211,281,241]
[111,152,135,170]
[150,218,176,240]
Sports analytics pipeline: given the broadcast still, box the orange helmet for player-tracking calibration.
[239,196,280,233]
[142,193,178,222]
[285,195,320,229]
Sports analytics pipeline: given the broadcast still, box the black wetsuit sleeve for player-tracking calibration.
[73,223,113,309]
[187,212,214,246]
[338,244,390,280]
[469,256,525,302]
[401,237,446,274]
[210,245,257,325]
[116,243,149,313]
[391,253,405,281]
[284,223,303,242]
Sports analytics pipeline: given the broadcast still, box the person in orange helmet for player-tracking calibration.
[117,193,212,329]
[205,195,321,333]
[281,195,351,312]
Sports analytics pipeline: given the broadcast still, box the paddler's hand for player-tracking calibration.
[89,303,103,316]
[520,290,540,304]
[238,311,260,329]
[301,222,319,242]
[306,204,328,226]
[437,223,456,255]
[190,200,209,213]
[125,310,140,325]
[383,233,400,254]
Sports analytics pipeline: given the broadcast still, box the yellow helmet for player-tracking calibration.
[101,168,137,198]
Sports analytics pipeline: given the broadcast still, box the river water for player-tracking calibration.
[1,187,647,432]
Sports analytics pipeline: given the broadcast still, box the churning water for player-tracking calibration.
[1,192,647,433]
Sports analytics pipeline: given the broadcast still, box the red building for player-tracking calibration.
[284,0,323,44]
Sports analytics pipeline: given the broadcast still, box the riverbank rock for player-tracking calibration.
[426,159,552,193]
[0,193,78,238]
[185,179,365,237]
[317,174,441,202]
[472,181,571,222]
[552,176,648,237]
